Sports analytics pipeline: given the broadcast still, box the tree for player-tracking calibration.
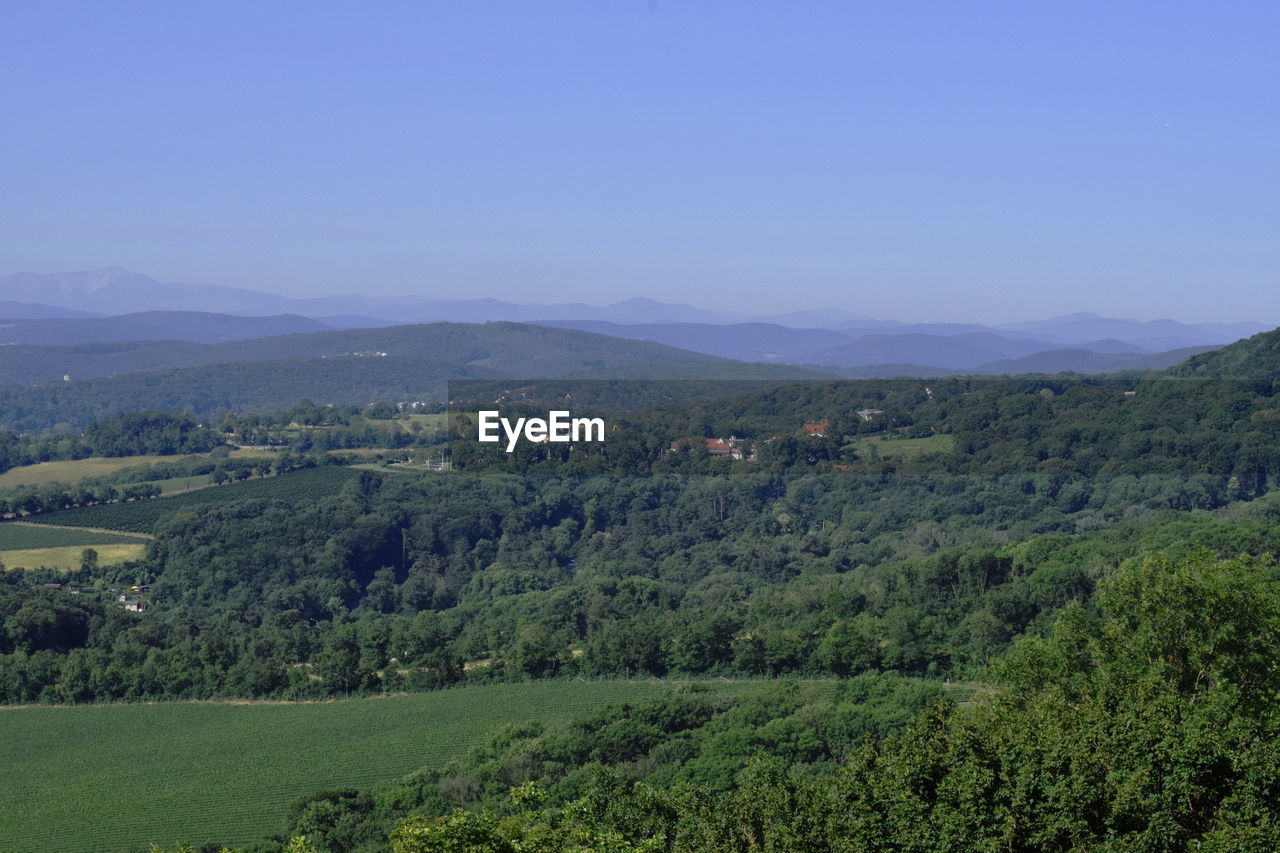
[832,550,1280,851]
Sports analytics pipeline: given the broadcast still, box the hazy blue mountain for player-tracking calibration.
[536,320,855,362]
[839,321,1005,337]
[314,315,401,330]
[1,268,878,327]
[0,301,103,320]
[1113,335,1230,352]
[0,267,313,316]
[816,362,958,378]
[971,346,1218,375]
[538,322,1155,372]
[0,269,731,325]
[4,269,1269,358]
[731,308,881,328]
[0,311,332,346]
[1077,338,1152,355]
[998,312,1269,346]
[798,332,1059,370]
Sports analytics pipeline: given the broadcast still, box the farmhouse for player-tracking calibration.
[706,436,747,459]
[706,438,734,457]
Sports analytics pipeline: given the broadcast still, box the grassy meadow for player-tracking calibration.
[0,455,186,489]
[0,681,716,853]
[843,433,955,459]
[0,448,280,491]
[0,542,147,571]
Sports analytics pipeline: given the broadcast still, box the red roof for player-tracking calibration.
[803,421,828,437]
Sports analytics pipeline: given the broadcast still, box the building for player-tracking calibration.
[706,438,735,458]
[666,436,748,460]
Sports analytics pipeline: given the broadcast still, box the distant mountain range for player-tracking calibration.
[1,267,1273,375]
[0,302,1272,434]
[0,300,102,320]
[0,321,748,387]
[535,321,1232,375]
[997,312,1267,352]
[0,267,877,328]
[0,311,332,346]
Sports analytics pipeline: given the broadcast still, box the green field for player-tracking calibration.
[0,455,190,489]
[844,433,955,459]
[0,681,712,852]
[0,449,277,492]
[0,521,151,550]
[0,543,147,571]
[396,412,447,434]
[29,466,361,534]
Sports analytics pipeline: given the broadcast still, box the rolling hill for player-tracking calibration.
[0,310,332,346]
[1165,326,1280,379]
[0,322,735,386]
[537,320,856,362]
[0,682,694,853]
[969,345,1217,375]
[0,322,825,432]
[537,320,1212,374]
[999,311,1268,349]
[0,301,102,320]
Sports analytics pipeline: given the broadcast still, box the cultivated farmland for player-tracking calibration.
[0,681,706,852]
[28,465,362,533]
[0,521,150,550]
[0,448,279,490]
[0,455,189,489]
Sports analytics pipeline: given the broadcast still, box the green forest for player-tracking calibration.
[4,329,1280,851]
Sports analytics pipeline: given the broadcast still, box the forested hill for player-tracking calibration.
[0,322,734,386]
[0,323,826,433]
[1165,325,1280,378]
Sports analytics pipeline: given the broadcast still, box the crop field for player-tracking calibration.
[0,681,703,852]
[0,455,189,489]
[0,448,279,492]
[0,543,147,571]
[0,521,150,550]
[28,466,362,534]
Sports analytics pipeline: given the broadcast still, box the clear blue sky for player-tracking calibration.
[3,1,1277,322]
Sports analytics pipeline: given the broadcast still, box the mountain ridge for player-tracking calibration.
[0,311,332,346]
[6,269,1268,343]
